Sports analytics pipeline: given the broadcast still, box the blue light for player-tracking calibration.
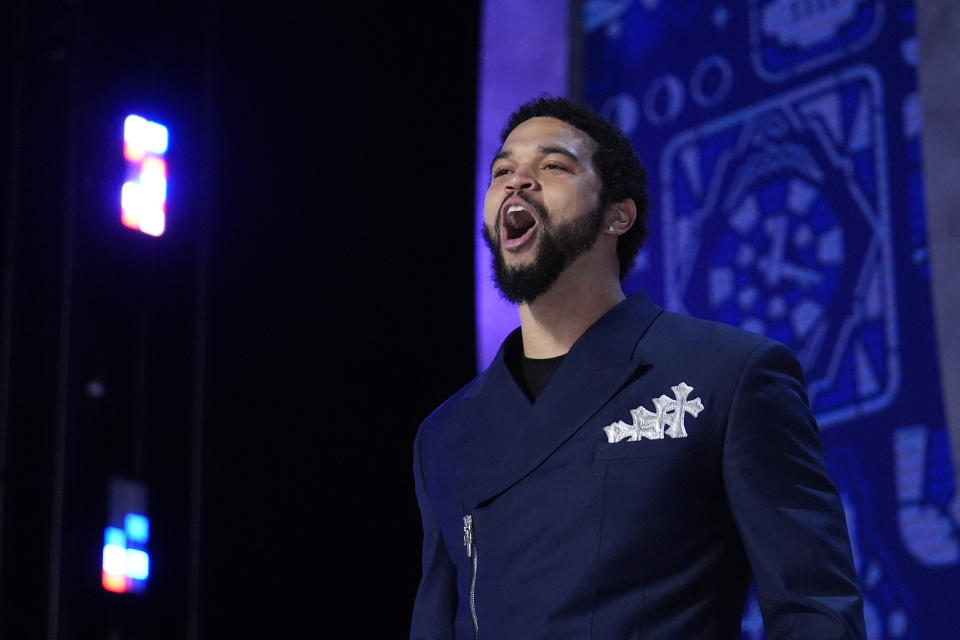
[104,526,127,548]
[126,549,150,580]
[125,513,150,543]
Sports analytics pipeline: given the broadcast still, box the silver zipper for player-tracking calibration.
[463,514,479,638]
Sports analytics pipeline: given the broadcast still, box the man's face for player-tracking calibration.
[482,117,605,303]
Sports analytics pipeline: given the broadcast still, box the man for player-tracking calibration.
[411,97,865,639]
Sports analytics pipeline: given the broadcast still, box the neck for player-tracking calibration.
[517,257,625,359]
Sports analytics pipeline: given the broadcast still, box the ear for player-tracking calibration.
[603,198,637,236]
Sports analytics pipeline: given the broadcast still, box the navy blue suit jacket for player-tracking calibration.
[412,293,864,639]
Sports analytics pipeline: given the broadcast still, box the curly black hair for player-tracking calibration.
[501,96,648,279]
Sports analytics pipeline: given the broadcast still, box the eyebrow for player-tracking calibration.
[537,146,580,163]
[490,145,581,169]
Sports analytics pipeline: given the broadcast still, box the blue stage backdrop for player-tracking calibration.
[579,1,959,638]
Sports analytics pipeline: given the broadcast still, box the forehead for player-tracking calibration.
[500,117,597,158]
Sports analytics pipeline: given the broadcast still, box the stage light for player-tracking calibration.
[124,513,150,544]
[140,157,167,200]
[104,526,126,548]
[102,541,127,576]
[102,570,128,594]
[124,116,168,155]
[102,478,150,594]
[125,549,150,580]
[121,114,168,237]
[123,115,148,162]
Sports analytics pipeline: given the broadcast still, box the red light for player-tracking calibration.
[102,570,128,593]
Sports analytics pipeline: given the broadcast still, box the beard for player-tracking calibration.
[482,195,604,304]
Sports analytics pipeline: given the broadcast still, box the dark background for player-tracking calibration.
[1,1,480,637]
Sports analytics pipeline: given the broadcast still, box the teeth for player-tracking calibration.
[507,205,527,213]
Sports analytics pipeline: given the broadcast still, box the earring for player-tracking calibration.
[609,225,615,232]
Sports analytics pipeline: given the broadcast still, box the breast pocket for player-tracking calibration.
[593,437,700,494]
[593,436,690,461]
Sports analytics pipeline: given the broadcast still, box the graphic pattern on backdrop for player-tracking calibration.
[661,66,898,426]
[581,1,959,638]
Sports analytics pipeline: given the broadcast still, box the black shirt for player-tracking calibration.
[517,353,566,401]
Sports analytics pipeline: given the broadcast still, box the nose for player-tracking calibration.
[505,166,539,192]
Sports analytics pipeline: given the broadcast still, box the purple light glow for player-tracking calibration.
[474,0,571,369]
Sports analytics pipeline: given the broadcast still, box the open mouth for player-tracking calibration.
[503,204,537,240]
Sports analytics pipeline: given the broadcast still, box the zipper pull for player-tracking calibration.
[463,514,473,558]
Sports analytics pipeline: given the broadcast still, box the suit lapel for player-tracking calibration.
[460,293,663,508]
[458,329,533,464]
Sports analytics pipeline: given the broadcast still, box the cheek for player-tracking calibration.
[573,184,602,215]
[483,188,501,228]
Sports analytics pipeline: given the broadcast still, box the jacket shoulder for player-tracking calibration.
[651,308,785,359]
[415,369,488,445]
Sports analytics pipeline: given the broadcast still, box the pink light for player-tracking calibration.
[141,156,166,179]
[124,140,147,163]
